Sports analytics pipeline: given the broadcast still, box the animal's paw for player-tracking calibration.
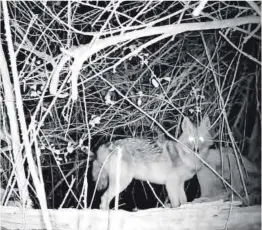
[193,192,232,204]
[164,203,172,208]
[192,197,212,203]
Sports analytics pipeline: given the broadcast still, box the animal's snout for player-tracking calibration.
[193,147,199,154]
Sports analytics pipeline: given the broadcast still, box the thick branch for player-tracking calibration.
[2,1,52,230]
[56,16,259,100]
[71,16,260,57]
[0,38,29,207]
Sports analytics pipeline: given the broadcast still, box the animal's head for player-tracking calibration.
[178,116,213,154]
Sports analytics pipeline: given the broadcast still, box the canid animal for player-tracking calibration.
[197,147,261,205]
[92,116,213,209]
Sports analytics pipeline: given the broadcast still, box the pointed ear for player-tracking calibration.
[200,116,211,129]
[182,117,194,132]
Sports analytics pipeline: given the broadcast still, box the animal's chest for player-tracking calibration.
[176,166,196,181]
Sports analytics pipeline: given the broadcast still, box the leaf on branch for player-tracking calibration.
[63,114,69,122]
[67,142,75,154]
[89,115,101,128]
[152,78,159,88]
[196,106,202,113]
[189,108,195,114]
[30,85,37,91]
[137,91,144,106]
[137,91,144,97]
[140,58,148,66]
[30,90,39,97]
[105,91,116,105]
[162,77,171,82]
[137,98,142,106]
[156,93,164,100]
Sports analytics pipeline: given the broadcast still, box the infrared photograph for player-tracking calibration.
[0,1,261,229]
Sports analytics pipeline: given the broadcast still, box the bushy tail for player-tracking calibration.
[92,159,108,190]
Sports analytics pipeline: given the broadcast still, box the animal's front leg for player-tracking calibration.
[178,184,187,205]
[166,174,180,208]
[100,189,111,209]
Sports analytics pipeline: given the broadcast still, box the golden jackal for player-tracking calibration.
[92,116,213,209]
[198,147,261,204]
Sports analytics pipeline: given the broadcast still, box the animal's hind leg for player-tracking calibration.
[100,163,133,209]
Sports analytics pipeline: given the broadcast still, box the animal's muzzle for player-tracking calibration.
[193,147,199,154]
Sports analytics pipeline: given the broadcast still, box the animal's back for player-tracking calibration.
[92,138,165,189]
[96,138,168,163]
[93,138,181,186]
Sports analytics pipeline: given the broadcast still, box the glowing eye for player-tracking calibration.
[199,136,204,142]
[188,136,195,142]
